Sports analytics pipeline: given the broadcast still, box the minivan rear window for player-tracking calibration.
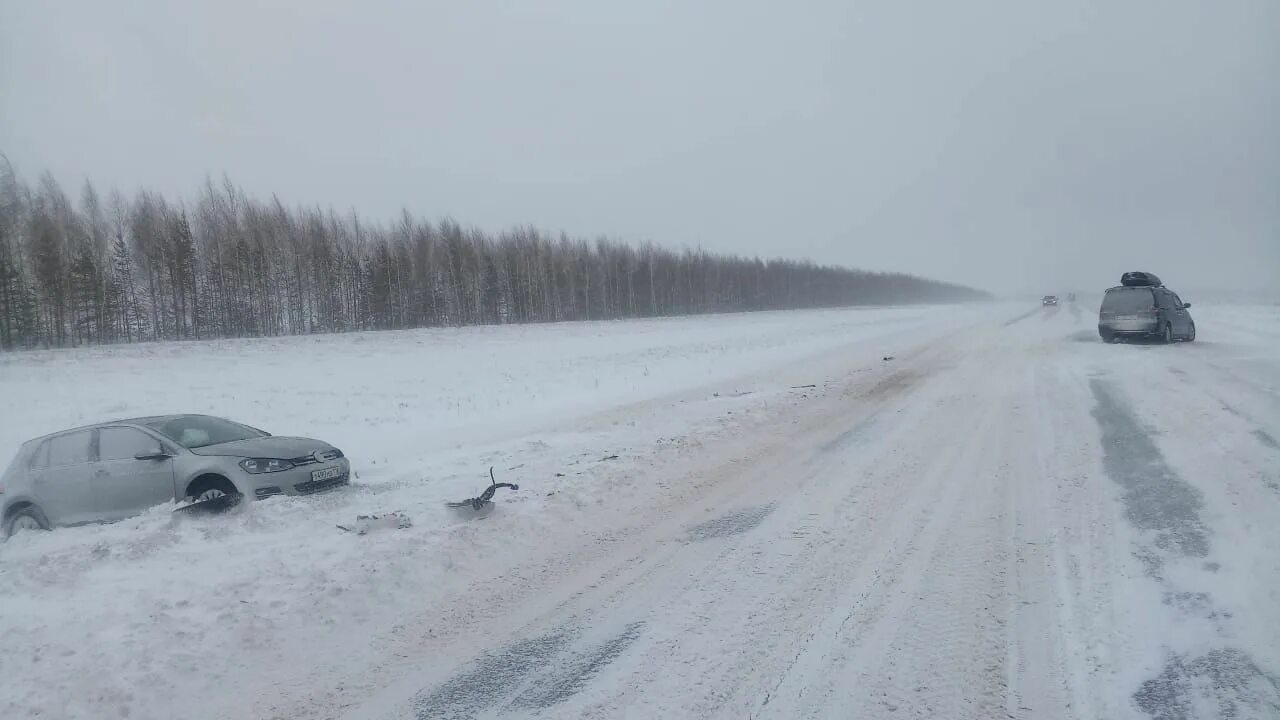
[1102,287,1154,313]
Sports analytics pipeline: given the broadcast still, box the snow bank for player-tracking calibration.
[0,304,987,720]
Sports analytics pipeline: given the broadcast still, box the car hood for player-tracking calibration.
[189,436,334,459]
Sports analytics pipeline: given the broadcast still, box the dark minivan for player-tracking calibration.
[1098,272,1195,344]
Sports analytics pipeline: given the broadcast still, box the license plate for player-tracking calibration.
[311,466,343,482]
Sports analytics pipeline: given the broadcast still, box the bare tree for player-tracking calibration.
[0,162,988,351]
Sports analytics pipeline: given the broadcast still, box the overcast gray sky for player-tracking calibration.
[2,0,1276,296]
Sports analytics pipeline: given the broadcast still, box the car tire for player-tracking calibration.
[1186,323,1195,342]
[1163,324,1173,344]
[185,476,241,504]
[1100,331,1116,344]
[4,506,49,539]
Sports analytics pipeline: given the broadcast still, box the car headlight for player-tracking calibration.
[239,458,296,474]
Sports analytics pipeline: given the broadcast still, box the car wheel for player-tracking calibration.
[185,476,242,504]
[178,476,244,516]
[1186,323,1195,342]
[1100,331,1116,344]
[1163,324,1173,344]
[4,507,48,538]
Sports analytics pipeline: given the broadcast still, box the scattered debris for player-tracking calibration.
[445,467,519,511]
[790,384,817,389]
[337,512,413,534]
[882,355,895,361]
[599,454,619,461]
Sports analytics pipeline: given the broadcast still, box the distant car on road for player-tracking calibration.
[1,414,349,537]
[1042,295,1059,306]
[1098,272,1195,344]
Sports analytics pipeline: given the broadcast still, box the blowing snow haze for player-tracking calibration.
[1,0,1277,297]
[5,3,1280,719]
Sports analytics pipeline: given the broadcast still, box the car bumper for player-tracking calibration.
[1100,319,1158,334]
[244,458,351,499]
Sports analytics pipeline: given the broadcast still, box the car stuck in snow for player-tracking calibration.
[1,414,349,537]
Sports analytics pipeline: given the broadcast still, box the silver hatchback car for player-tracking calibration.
[1,414,350,537]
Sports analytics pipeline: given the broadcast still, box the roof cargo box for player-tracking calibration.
[1121,271,1163,287]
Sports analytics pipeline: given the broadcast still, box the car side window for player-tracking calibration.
[47,431,92,467]
[99,427,159,462]
[1155,289,1172,309]
[1169,292,1184,308]
[28,440,50,470]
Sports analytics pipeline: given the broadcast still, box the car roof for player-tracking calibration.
[22,414,207,445]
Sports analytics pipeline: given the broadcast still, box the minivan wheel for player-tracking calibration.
[1186,323,1196,342]
[1163,324,1173,344]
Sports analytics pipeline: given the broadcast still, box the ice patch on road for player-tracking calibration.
[684,504,775,541]
[1089,375,1280,718]
[412,627,575,719]
[1088,378,1210,570]
[410,621,646,718]
[1134,649,1280,720]
[1251,429,1279,450]
[511,622,646,710]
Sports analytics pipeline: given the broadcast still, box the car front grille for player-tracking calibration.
[294,474,349,495]
[288,449,344,466]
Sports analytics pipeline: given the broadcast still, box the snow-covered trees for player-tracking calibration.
[0,164,988,349]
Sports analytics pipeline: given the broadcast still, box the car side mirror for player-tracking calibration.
[135,447,173,461]
[1182,302,1191,309]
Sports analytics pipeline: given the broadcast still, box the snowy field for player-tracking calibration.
[2,301,1279,719]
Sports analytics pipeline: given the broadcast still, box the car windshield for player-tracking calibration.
[145,416,266,449]
[1102,288,1154,313]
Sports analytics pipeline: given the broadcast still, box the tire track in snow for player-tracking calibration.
[368,337,962,720]
[826,342,1030,720]
[1004,308,1040,327]
[512,341,964,718]
[409,621,649,718]
[1088,379,1280,719]
[1089,378,1211,571]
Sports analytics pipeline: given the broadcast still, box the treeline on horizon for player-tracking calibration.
[0,158,988,351]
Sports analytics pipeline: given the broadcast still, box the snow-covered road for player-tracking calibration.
[3,302,1279,719]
